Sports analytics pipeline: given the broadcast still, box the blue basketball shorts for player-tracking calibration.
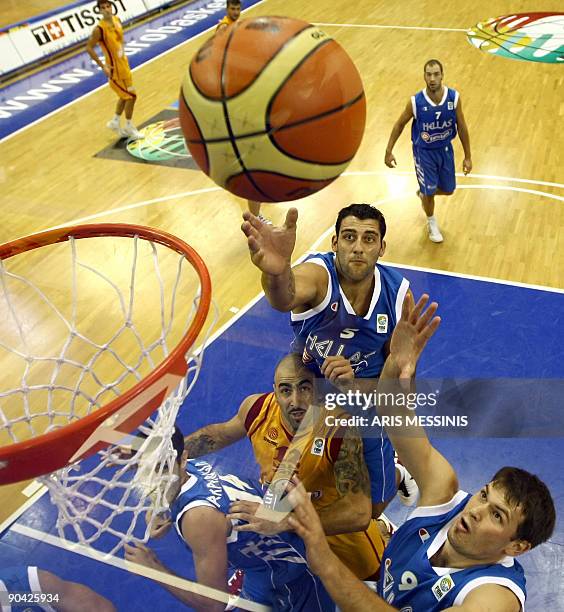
[363,436,396,503]
[413,143,456,196]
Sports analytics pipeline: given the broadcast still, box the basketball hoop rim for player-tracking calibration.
[0,223,212,485]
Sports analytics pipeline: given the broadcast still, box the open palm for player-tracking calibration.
[390,293,441,378]
[241,208,298,275]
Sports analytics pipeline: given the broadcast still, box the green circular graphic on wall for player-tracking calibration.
[467,12,564,63]
[127,117,190,162]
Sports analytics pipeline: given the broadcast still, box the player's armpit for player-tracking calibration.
[442,582,522,612]
[288,261,329,312]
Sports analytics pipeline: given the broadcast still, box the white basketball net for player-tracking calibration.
[0,232,210,556]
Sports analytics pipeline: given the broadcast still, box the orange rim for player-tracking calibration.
[0,224,211,485]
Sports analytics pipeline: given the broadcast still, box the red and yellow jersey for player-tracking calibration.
[216,15,236,30]
[97,16,130,80]
[246,393,384,580]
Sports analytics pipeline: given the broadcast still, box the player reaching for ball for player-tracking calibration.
[385,59,472,243]
[241,203,418,517]
[87,0,141,140]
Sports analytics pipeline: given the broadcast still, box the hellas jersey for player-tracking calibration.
[411,87,458,149]
[377,491,527,610]
[0,566,53,612]
[291,252,409,378]
[171,459,309,584]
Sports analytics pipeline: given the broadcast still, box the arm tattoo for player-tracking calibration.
[333,429,370,497]
[287,270,296,303]
[184,432,217,458]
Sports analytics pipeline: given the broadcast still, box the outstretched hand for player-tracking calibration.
[390,293,441,378]
[241,208,298,275]
[287,478,333,576]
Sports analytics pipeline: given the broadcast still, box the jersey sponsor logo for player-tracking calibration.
[311,489,323,500]
[262,435,277,446]
[447,101,454,110]
[330,301,339,312]
[418,527,430,542]
[467,12,564,64]
[376,314,388,333]
[267,427,278,440]
[431,574,455,601]
[421,129,452,143]
[311,437,325,456]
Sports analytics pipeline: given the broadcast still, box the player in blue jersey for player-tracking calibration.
[241,203,417,516]
[385,59,472,243]
[0,566,115,612]
[124,427,333,611]
[287,293,556,611]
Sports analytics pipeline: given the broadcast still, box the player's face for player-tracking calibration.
[332,216,385,282]
[447,483,528,562]
[424,64,443,93]
[274,366,314,431]
[227,3,241,21]
[98,2,113,18]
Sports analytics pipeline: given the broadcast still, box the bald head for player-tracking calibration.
[274,353,313,383]
[273,354,314,432]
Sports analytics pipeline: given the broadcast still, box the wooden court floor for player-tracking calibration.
[1,0,563,518]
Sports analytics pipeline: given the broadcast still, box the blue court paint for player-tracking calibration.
[0,0,263,141]
[3,267,563,610]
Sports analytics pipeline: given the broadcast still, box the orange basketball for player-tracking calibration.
[179,16,366,202]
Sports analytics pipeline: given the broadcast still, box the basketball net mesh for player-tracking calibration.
[0,232,211,556]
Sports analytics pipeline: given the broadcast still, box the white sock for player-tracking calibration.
[427,215,436,222]
[125,119,133,127]
[113,114,120,123]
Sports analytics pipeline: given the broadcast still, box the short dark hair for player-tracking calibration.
[335,204,386,239]
[424,59,443,74]
[226,0,241,6]
[97,0,112,8]
[172,425,185,464]
[492,466,555,548]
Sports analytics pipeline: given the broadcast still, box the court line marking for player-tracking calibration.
[344,170,564,190]
[10,524,269,612]
[0,0,267,144]
[314,22,467,33]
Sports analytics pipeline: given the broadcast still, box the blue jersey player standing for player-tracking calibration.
[125,428,333,611]
[385,59,472,243]
[241,203,416,518]
[287,293,556,612]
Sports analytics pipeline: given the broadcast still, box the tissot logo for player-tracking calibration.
[31,26,52,46]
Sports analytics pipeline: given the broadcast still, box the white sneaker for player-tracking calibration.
[427,217,443,243]
[396,462,419,506]
[106,117,120,132]
[119,125,142,140]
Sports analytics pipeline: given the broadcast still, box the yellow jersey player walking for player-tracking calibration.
[87,0,141,139]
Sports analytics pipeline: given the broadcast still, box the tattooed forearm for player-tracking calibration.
[333,430,370,497]
[184,431,218,457]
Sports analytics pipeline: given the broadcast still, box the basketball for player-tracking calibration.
[179,16,366,202]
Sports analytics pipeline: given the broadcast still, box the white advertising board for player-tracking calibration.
[7,0,147,67]
[0,32,25,75]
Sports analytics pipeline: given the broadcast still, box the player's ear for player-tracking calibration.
[331,234,338,252]
[503,538,531,557]
[181,450,189,466]
[379,239,386,257]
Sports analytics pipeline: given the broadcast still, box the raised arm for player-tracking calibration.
[86,27,110,77]
[241,208,327,311]
[378,293,458,506]
[456,98,472,175]
[288,480,396,612]
[183,394,258,457]
[384,100,414,168]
